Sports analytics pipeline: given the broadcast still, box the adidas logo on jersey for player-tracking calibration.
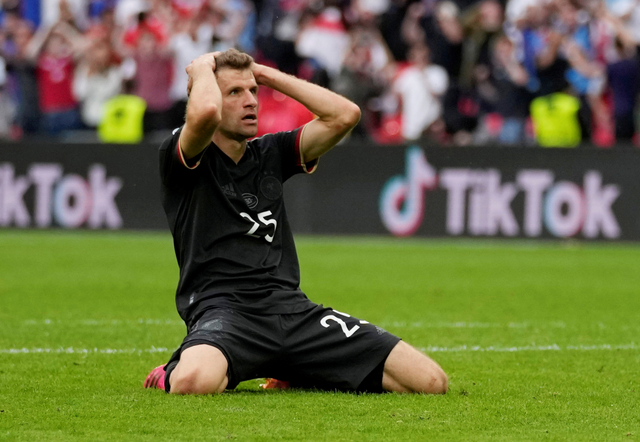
[221,184,236,197]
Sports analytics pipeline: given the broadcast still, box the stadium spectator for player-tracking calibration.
[2,18,40,137]
[390,42,449,141]
[556,0,609,145]
[473,33,531,144]
[605,0,640,47]
[168,8,214,128]
[73,36,123,128]
[402,0,464,80]
[378,0,411,62]
[598,3,640,142]
[41,0,89,31]
[1,3,23,42]
[97,79,146,143]
[331,24,390,137]
[530,91,582,147]
[127,24,173,133]
[86,4,121,49]
[458,0,504,89]
[0,0,639,146]
[0,53,16,138]
[121,6,169,51]
[295,6,350,84]
[25,21,86,135]
[253,0,305,75]
[524,3,570,97]
[207,0,256,53]
[606,37,640,142]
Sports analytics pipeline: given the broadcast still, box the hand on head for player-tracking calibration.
[186,51,221,96]
[250,62,268,85]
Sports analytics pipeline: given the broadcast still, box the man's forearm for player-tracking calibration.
[253,64,360,161]
[180,54,223,159]
[187,64,222,119]
[254,65,355,124]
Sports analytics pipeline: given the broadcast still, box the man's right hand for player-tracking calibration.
[180,51,223,160]
[186,51,220,97]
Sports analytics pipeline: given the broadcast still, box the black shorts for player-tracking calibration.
[163,302,401,393]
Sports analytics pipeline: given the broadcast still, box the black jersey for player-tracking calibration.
[159,126,318,322]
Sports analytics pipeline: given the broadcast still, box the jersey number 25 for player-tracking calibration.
[240,211,277,242]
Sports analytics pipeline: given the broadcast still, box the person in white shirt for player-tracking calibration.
[73,37,123,128]
[392,43,449,141]
[168,14,215,127]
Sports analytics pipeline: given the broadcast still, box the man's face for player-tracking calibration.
[215,68,259,141]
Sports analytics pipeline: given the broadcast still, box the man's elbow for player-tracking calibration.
[199,101,222,125]
[187,102,221,130]
[337,103,361,132]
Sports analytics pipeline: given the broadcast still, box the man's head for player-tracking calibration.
[213,49,259,141]
[214,48,254,75]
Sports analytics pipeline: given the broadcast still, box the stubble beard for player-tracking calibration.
[217,120,258,142]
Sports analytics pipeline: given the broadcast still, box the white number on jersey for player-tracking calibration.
[320,314,360,338]
[240,210,277,243]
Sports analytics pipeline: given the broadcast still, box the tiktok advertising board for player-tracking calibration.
[287,143,640,241]
[378,147,634,239]
[1,141,639,240]
[0,143,167,230]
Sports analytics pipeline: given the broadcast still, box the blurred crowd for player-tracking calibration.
[0,0,639,146]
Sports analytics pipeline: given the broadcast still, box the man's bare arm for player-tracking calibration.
[252,64,361,163]
[179,52,223,160]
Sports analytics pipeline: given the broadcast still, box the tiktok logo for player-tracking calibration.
[0,163,123,229]
[379,147,621,239]
[379,147,437,236]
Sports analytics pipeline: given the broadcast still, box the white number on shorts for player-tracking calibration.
[239,210,277,242]
[320,315,360,338]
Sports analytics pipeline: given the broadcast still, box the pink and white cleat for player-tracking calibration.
[260,378,290,389]
[144,364,166,390]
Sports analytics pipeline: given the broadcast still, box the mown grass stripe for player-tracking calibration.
[2,343,637,355]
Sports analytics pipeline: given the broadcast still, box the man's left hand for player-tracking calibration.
[251,62,269,85]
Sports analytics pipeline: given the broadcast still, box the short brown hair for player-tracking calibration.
[214,48,254,74]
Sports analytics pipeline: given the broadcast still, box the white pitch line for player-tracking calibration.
[13,319,637,332]
[20,319,184,326]
[380,321,569,329]
[419,343,639,353]
[17,319,567,328]
[0,347,171,355]
[0,343,637,355]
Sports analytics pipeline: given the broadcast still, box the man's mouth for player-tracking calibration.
[242,115,257,121]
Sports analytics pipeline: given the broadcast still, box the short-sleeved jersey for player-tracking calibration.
[159,126,317,322]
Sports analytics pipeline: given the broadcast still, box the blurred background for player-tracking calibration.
[0,0,639,147]
[1,0,640,240]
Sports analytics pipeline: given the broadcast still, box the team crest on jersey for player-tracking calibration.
[242,193,259,209]
[260,176,282,200]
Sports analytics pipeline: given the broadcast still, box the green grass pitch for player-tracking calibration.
[0,230,639,441]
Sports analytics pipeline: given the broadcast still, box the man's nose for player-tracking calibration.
[244,91,258,107]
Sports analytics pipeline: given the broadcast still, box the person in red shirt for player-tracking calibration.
[25,21,85,135]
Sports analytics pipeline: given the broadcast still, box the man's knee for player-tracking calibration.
[169,365,227,395]
[383,341,448,394]
[169,344,229,395]
[399,359,448,395]
[423,364,448,395]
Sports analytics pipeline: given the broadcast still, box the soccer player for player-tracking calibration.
[144,48,448,395]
